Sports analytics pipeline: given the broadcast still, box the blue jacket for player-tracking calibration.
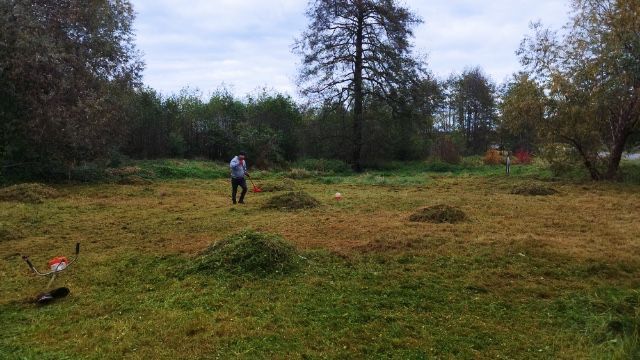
[230,156,247,178]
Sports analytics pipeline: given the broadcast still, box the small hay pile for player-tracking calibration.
[511,182,558,196]
[106,166,154,184]
[189,230,298,276]
[0,183,59,203]
[409,204,467,223]
[263,191,319,210]
[117,175,152,185]
[105,166,144,177]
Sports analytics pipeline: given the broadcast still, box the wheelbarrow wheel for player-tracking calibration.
[36,287,70,304]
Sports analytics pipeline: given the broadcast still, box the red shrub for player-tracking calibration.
[514,150,532,164]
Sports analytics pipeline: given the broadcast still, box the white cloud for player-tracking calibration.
[409,0,570,82]
[131,0,572,97]
[132,0,305,97]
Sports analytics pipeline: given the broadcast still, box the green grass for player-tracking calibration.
[136,159,230,180]
[1,251,637,358]
[0,160,639,358]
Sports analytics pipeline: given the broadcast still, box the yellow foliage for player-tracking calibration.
[483,149,502,165]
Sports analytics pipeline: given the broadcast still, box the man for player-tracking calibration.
[229,151,249,204]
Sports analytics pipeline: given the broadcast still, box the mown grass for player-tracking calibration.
[1,160,639,358]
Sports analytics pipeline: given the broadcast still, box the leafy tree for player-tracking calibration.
[498,73,545,152]
[298,104,352,161]
[519,0,640,180]
[294,0,426,171]
[447,68,497,154]
[202,89,245,160]
[0,0,142,179]
[124,87,169,158]
[245,92,302,161]
[387,76,441,160]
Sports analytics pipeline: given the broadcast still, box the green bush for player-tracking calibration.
[423,160,461,173]
[294,159,351,174]
[189,230,299,277]
[70,163,105,182]
[621,161,640,184]
[285,168,317,179]
[140,160,228,179]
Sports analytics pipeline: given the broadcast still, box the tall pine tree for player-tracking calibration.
[294,0,425,171]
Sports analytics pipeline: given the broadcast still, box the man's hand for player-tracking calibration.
[245,172,250,178]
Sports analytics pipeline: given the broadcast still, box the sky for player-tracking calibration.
[131,0,571,99]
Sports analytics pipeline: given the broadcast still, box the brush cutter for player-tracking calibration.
[22,243,80,304]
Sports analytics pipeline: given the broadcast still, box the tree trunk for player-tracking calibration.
[583,156,601,181]
[564,136,601,180]
[604,128,629,180]
[352,4,364,172]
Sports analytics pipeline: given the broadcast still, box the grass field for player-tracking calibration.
[1,161,639,359]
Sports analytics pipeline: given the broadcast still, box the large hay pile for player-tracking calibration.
[511,182,558,196]
[0,183,59,203]
[409,204,467,223]
[263,191,319,210]
[190,230,298,276]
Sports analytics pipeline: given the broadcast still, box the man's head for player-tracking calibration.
[238,151,246,160]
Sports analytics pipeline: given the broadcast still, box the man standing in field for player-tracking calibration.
[230,151,249,204]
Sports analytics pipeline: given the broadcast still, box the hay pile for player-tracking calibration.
[117,175,152,185]
[0,183,59,203]
[511,182,558,196]
[260,179,295,192]
[263,191,319,210]
[106,166,154,184]
[190,230,298,276]
[409,204,467,223]
[105,166,144,177]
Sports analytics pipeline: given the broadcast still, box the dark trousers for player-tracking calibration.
[231,177,247,203]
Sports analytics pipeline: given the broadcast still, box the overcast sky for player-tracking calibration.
[131,0,571,98]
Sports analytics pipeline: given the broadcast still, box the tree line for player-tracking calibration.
[1,0,638,181]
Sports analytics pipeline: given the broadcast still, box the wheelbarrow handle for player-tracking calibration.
[22,242,80,276]
[22,255,48,276]
[22,255,36,272]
